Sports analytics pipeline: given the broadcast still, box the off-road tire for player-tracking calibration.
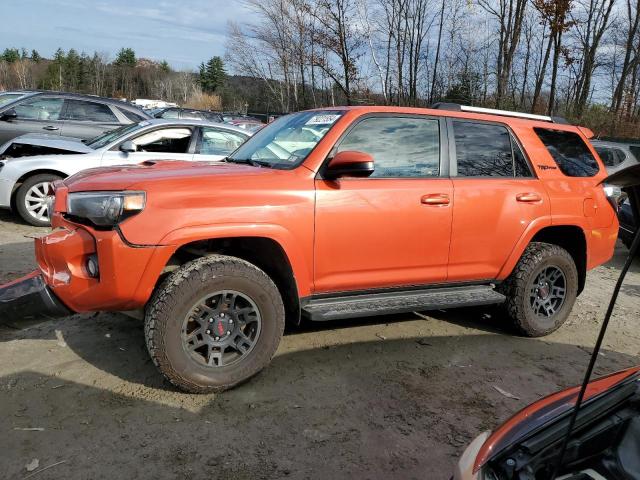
[15,173,62,227]
[498,242,578,337]
[145,255,285,393]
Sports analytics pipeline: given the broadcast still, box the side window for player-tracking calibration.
[63,100,118,123]
[199,128,246,155]
[118,107,146,123]
[336,116,440,178]
[130,128,193,153]
[534,128,599,177]
[181,110,205,120]
[13,97,64,120]
[159,109,179,119]
[628,145,640,161]
[595,147,617,167]
[453,121,532,177]
[613,148,627,165]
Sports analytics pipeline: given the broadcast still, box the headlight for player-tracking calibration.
[67,191,145,226]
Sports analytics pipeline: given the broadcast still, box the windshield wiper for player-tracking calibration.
[224,158,273,168]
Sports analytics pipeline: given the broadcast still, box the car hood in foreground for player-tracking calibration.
[0,133,93,155]
[62,160,284,192]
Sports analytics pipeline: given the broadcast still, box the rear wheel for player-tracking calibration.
[145,255,285,393]
[15,173,62,227]
[498,242,578,337]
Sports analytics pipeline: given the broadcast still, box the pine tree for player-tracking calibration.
[199,56,226,93]
[30,50,41,62]
[114,47,136,67]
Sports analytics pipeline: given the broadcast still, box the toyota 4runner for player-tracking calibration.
[0,104,618,393]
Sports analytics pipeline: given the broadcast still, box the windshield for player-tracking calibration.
[86,121,150,149]
[0,92,28,107]
[228,110,344,169]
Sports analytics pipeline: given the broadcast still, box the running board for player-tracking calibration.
[302,285,506,321]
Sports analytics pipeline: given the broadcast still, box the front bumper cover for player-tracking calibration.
[0,271,70,321]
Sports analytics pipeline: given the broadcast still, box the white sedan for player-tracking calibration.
[0,119,250,226]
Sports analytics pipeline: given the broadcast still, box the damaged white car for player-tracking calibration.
[0,119,250,226]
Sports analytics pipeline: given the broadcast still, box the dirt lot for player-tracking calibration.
[0,210,639,480]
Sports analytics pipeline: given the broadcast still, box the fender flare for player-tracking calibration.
[132,223,313,304]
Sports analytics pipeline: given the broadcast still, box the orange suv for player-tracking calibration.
[0,104,618,393]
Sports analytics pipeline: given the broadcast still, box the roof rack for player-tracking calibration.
[430,103,569,124]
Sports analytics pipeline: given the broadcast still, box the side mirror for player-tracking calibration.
[325,150,374,179]
[119,140,137,153]
[0,109,17,121]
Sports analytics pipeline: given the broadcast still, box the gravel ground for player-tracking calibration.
[0,209,639,479]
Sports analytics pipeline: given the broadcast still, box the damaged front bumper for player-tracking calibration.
[0,271,70,321]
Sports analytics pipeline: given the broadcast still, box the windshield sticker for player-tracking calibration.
[305,114,340,126]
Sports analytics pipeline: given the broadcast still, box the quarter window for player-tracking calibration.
[63,100,118,123]
[336,116,440,178]
[534,128,599,177]
[13,97,64,120]
[453,121,531,177]
[118,107,146,123]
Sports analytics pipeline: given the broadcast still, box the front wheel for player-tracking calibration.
[498,242,578,337]
[145,255,285,393]
[15,173,62,227]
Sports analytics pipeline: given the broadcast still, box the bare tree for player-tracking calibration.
[571,0,616,116]
[478,0,528,107]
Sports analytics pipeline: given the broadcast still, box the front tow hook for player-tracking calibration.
[0,271,70,322]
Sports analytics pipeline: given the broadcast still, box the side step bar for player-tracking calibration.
[302,285,506,321]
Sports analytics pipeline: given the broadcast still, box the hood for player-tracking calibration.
[0,133,93,155]
[63,160,281,192]
[472,366,640,472]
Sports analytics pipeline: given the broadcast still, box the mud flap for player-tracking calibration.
[0,271,70,322]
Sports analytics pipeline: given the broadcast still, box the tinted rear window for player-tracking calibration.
[534,128,599,177]
[453,121,532,177]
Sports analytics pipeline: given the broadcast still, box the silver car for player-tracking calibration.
[0,119,251,226]
[591,140,640,174]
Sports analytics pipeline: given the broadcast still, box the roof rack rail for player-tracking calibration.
[429,102,569,124]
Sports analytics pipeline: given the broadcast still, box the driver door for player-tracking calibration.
[0,96,65,143]
[314,115,453,293]
[100,126,195,166]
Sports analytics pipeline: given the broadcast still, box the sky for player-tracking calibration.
[0,0,258,70]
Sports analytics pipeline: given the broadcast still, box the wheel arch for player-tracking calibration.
[155,236,302,326]
[10,169,67,209]
[499,224,588,295]
[530,226,587,295]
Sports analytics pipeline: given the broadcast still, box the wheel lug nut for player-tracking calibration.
[209,318,214,323]
[206,329,211,334]
[220,313,225,317]
[215,336,220,341]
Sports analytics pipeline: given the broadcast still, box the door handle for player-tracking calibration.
[421,194,450,206]
[43,126,59,131]
[516,193,542,203]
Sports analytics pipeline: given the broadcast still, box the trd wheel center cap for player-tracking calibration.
[538,283,550,300]
[208,313,233,339]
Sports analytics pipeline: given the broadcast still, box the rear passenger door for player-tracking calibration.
[60,99,122,139]
[314,115,453,293]
[447,119,550,282]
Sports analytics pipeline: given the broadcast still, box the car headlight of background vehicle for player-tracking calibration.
[67,191,146,226]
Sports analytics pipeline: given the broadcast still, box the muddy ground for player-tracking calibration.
[0,209,638,480]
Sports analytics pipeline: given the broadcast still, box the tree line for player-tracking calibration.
[0,47,237,111]
[226,0,640,138]
[4,0,640,137]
